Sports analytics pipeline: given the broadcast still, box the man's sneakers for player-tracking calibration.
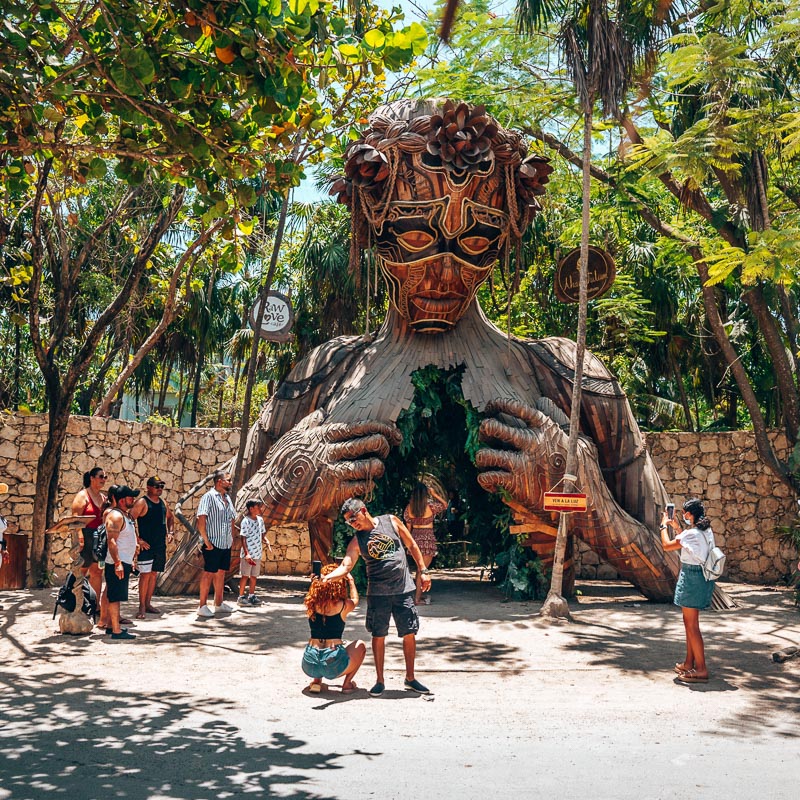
[248,594,262,606]
[217,600,239,613]
[196,604,214,618]
[368,682,385,697]
[404,678,431,694]
[111,630,136,640]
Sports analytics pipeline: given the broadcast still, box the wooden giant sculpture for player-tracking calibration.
[163,99,684,601]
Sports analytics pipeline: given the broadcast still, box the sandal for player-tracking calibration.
[674,663,690,675]
[676,668,708,684]
[341,683,358,694]
[308,683,323,694]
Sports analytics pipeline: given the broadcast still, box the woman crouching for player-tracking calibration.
[660,498,715,683]
[302,564,366,693]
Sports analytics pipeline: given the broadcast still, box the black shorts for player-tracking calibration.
[202,546,231,574]
[104,562,133,603]
[139,547,166,573]
[365,592,419,638]
[80,527,98,565]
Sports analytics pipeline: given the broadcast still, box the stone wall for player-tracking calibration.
[0,413,311,584]
[574,431,798,583]
[1,414,797,586]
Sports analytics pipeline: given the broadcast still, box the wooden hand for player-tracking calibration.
[475,398,568,510]
[239,410,401,523]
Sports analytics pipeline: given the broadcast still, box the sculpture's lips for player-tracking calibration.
[411,292,465,314]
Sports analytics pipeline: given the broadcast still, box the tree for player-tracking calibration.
[0,0,426,584]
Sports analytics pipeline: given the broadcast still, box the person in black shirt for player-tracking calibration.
[130,476,174,619]
[302,564,365,694]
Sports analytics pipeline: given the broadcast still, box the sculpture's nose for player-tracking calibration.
[438,253,456,284]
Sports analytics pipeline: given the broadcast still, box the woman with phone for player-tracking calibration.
[302,563,366,694]
[660,498,715,683]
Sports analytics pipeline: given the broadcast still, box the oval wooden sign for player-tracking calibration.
[554,246,616,304]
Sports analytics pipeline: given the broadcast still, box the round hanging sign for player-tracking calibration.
[248,291,294,342]
[554,246,616,304]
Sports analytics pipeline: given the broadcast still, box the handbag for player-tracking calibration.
[701,529,726,582]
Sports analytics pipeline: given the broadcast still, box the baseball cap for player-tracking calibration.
[147,476,166,488]
[111,485,140,500]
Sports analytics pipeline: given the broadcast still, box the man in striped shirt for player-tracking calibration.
[196,470,237,618]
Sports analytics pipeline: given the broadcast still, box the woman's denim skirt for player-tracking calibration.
[674,564,714,610]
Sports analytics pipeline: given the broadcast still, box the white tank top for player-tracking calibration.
[114,514,138,565]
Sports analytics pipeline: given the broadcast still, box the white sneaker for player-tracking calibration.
[218,600,238,613]
[196,605,214,618]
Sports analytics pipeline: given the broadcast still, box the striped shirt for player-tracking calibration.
[197,488,235,548]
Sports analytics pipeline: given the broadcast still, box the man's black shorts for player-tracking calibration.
[104,562,133,603]
[139,546,167,573]
[202,546,231,574]
[365,592,419,638]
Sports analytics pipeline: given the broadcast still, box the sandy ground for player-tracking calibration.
[0,571,798,800]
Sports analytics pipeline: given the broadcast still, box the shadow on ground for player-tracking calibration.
[0,672,368,800]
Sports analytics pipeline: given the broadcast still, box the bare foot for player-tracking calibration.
[145,606,162,614]
[674,662,692,674]
[342,682,358,693]
[120,617,133,625]
[135,611,146,619]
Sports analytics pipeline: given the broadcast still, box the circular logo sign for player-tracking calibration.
[248,291,294,342]
[554,246,616,304]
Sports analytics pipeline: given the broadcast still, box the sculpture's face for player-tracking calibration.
[374,163,509,334]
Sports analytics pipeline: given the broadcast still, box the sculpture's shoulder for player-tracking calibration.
[275,334,372,402]
[523,336,625,398]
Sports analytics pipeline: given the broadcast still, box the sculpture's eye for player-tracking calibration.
[397,231,436,251]
[460,235,491,255]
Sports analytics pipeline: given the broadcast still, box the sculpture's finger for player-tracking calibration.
[475,447,515,472]
[478,418,534,450]
[477,470,515,494]
[329,457,386,482]
[326,420,401,446]
[328,433,391,462]
[484,398,545,429]
[333,479,380,507]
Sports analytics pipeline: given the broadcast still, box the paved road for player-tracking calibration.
[0,573,798,799]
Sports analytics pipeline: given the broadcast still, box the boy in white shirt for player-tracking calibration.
[238,499,272,606]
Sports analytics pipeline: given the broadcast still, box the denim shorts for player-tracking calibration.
[301,643,350,679]
[674,564,714,610]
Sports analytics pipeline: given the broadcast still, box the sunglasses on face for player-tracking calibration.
[344,510,362,526]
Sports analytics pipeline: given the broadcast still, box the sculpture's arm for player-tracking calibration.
[525,337,669,532]
[237,408,402,525]
[476,398,679,601]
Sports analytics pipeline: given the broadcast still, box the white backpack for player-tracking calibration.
[701,528,726,582]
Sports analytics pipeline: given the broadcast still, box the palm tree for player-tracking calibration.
[514,0,674,617]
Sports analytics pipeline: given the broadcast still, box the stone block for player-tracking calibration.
[286,545,301,560]
[691,465,708,481]
[596,563,619,580]
[582,550,600,566]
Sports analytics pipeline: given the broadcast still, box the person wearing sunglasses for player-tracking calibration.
[322,498,432,698]
[130,476,175,619]
[70,466,108,604]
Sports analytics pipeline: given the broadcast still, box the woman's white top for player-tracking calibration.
[676,526,714,565]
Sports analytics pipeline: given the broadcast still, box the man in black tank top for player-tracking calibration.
[322,498,432,697]
[130,476,175,618]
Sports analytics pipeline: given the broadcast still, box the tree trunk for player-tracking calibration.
[232,191,290,498]
[542,106,593,619]
[668,348,694,432]
[30,396,70,586]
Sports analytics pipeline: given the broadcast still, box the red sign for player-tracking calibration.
[543,492,588,512]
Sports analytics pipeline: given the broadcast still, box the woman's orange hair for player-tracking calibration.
[304,563,348,618]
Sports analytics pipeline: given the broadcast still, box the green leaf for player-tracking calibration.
[363,29,385,49]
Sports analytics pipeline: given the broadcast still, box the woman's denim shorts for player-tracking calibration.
[674,564,714,610]
[301,643,349,679]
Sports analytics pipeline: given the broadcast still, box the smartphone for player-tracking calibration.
[312,560,322,578]
[666,503,675,520]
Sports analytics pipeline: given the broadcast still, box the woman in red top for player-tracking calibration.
[70,466,107,605]
[403,482,447,605]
